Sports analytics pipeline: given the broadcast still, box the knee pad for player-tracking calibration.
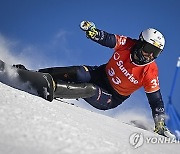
[76,66,91,82]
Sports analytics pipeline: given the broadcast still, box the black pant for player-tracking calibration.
[39,64,129,110]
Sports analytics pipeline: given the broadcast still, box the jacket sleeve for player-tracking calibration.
[146,90,165,123]
[89,29,116,48]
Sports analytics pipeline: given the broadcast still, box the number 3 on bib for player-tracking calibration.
[151,77,159,88]
[108,67,121,85]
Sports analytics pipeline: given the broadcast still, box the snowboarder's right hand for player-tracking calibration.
[80,21,98,39]
[13,64,27,70]
[80,21,96,31]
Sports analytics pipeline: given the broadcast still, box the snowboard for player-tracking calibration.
[0,59,54,102]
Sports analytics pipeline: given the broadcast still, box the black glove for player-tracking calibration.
[154,115,175,138]
[80,21,99,40]
[13,64,27,70]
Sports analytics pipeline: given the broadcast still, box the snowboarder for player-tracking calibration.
[14,21,175,138]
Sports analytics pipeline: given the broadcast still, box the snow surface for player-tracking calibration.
[0,83,180,154]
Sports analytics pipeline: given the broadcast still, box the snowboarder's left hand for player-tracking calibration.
[80,21,98,39]
[154,120,176,138]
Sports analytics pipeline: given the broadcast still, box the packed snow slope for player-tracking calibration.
[0,82,180,154]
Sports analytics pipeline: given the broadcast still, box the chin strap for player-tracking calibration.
[54,81,97,99]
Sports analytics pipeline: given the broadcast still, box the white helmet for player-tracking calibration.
[140,28,165,52]
[131,28,165,65]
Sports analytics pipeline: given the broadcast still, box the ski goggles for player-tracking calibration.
[142,42,162,58]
